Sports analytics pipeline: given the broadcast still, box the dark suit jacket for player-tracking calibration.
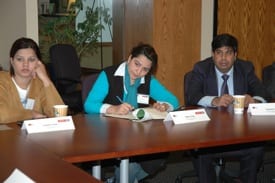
[186,57,269,106]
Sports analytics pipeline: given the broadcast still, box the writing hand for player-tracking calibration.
[107,103,134,115]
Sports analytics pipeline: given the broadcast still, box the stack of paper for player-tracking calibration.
[104,107,168,122]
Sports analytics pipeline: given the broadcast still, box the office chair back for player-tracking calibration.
[49,44,83,113]
[50,44,81,92]
[183,71,193,106]
[262,62,275,100]
[81,73,99,104]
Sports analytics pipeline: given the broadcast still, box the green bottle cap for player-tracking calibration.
[137,109,145,119]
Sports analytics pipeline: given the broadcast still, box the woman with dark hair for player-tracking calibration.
[84,43,179,182]
[0,37,64,123]
[84,43,179,114]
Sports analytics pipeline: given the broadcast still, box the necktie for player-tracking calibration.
[221,74,229,95]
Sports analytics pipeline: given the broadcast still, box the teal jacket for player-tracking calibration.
[84,62,179,114]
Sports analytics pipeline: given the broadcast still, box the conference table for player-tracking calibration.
[0,129,100,182]
[16,106,275,182]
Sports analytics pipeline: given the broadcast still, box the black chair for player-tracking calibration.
[183,71,193,106]
[175,71,197,182]
[262,62,275,101]
[81,73,99,104]
[261,64,275,182]
[49,44,83,114]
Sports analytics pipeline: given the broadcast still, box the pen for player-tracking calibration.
[116,96,135,111]
[116,96,124,104]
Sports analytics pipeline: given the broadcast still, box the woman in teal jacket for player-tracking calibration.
[84,43,179,183]
[84,43,179,114]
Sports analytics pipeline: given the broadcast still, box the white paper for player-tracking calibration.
[248,103,275,116]
[132,108,167,122]
[164,108,210,124]
[22,116,75,134]
[104,107,168,122]
[4,168,35,183]
[134,107,167,119]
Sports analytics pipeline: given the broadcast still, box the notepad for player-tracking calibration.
[104,107,168,122]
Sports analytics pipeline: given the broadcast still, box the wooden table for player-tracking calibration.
[22,107,275,182]
[24,107,275,159]
[0,129,100,183]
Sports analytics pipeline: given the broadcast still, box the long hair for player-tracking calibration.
[130,43,158,74]
[9,37,42,76]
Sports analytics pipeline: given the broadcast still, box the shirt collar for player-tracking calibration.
[214,66,233,78]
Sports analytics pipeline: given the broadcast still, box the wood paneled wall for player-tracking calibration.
[113,0,201,105]
[112,0,125,64]
[217,0,275,79]
[113,0,274,105]
[113,0,153,64]
[153,0,201,105]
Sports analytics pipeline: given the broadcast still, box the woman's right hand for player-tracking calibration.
[106,103,134,115]
[33,61,52,87]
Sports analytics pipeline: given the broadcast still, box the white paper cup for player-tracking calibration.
[233,95,245,114]
[53,105,68,117]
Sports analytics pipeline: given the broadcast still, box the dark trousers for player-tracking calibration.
[192,142,264,183]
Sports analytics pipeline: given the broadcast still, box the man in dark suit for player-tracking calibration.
[187,33,269,183]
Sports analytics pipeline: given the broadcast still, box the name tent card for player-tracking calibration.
[22,116,75,134]
[164,108,210,124]
[248,103,275,116]
[4,168,35,183]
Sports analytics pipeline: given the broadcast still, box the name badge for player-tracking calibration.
[25,98,35,110]
[137,94,149,104]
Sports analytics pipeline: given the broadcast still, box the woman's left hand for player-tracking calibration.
[153,102,169,112]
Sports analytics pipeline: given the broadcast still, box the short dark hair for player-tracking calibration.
[130,43,158,74]
[9,37,42,76]
[211,33,238,52]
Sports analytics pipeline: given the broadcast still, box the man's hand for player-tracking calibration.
[211,94,234,107]
[244,94,258,107]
